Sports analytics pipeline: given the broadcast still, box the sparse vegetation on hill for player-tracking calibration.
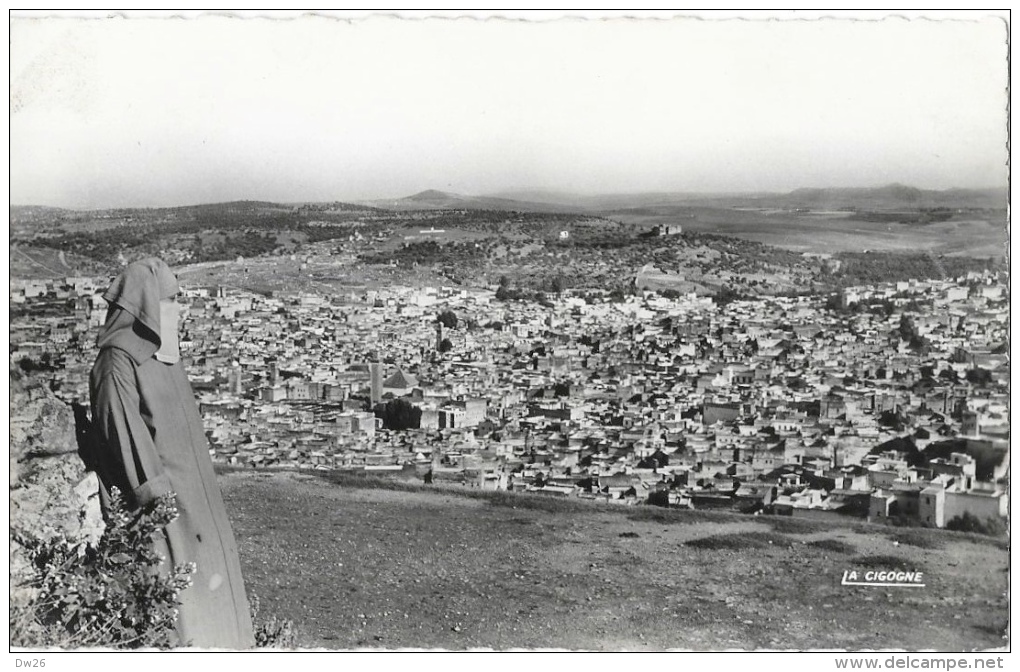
[357,224,822,297]
[831,252,998,287]
[14,201,384,266]
[33,215,361,265]
[10,191,1006,296]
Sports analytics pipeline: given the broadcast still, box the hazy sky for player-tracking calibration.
[10,11,1009,208]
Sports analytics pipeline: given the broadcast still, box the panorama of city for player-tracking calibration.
[12,192,1009,523]
[9,11,1011,656]
[9,185,1011,650]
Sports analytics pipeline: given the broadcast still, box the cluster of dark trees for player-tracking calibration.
[831,252,996,287]
[548,231,640,250]
[373,397,421,431]
[436,309,458,329]
[964,367,994,387]
[435,310,459,351]
[824,293,932,316]
[15,352,62,373]
[191,231,282,263]
[896,314,930,352]
[713,284,750,306]
[494,275,550,304]
[945,511,1007,536]
[295,201,386,214]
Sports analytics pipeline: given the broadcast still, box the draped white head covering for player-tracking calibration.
[97,258,181,364]
[154,299,181,364]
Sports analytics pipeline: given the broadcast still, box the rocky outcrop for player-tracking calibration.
[10,373,104,608]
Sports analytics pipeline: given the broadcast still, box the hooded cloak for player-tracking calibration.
[90,258,255,649]
[97,257,178,362]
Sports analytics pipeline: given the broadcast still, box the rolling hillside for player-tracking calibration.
[487,184,1008,213]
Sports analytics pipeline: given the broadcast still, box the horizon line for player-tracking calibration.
[9,182,1008,212]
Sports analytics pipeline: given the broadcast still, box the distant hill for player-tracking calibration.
[9,200,387,239]
[13,184,1005,223]
[484,189,597,208]
[778,184,1006,210]
[10,206,78,237]
[10,205,72,217]
[485,189,743,211]
[489,184,1007,213]
[11,199,380,221]
[789,184,925,203]
[360,190,587,213]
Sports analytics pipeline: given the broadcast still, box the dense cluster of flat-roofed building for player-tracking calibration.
[10,267,1009,529]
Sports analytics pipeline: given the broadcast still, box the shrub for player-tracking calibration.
[436,309,458,329]
[807,539,857,554]
[249,593,296,648]
[685,532,794,551]
[887,514,929,529]
[946,512,1007,536]
[11,488,193,649]
[852,554,916,570]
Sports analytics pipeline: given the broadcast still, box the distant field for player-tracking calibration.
[610,208,1007,258]
[394,226,490,244]
[9,245,111,279]
[220,470,1009,651]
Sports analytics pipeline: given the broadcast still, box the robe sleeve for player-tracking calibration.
[91,348,174,509]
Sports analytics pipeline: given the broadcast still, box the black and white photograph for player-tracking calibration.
[8,9,1011,662]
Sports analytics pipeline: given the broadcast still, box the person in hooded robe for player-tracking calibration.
[89,258,255,649]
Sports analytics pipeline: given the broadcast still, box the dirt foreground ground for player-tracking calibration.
[219,470,1009,651]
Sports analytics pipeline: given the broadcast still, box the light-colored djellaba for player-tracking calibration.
[89,258,255,649]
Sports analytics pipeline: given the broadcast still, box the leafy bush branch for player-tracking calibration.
[11,486,298,649]
[11,488,193,649]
